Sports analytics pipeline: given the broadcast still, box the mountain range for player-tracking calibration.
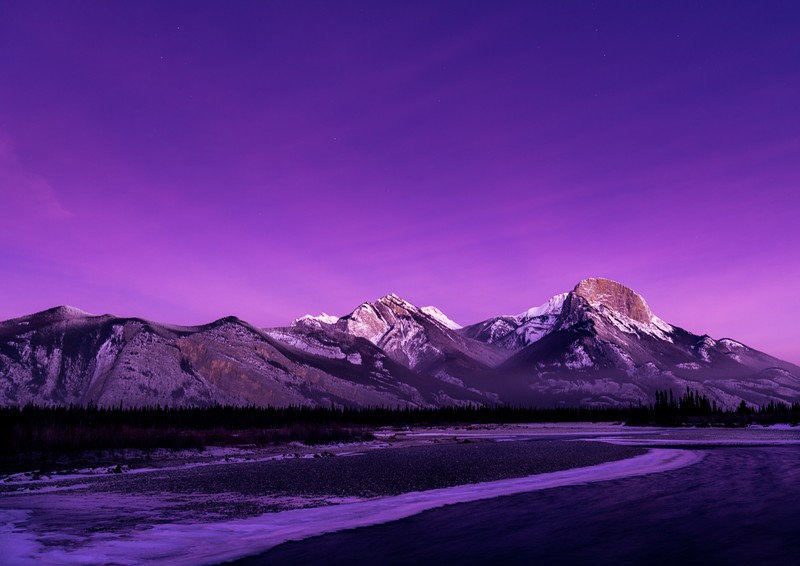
[2,278,798,409]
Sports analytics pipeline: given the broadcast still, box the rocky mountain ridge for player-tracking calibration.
[2,278,798,409]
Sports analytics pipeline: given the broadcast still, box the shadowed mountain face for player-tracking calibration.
[1,279,799,408]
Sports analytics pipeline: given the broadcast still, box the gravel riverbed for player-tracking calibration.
[0,436,644,538]
[96,439,644,498]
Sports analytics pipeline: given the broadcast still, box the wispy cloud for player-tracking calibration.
[0,134,72,223]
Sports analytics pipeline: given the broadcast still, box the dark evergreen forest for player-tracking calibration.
[1,392,798,456]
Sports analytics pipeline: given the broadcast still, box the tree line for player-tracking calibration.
[627,389,800,426]
[0,403,634,456]
[1,392,798,456]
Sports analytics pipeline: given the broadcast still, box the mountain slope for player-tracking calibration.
[492,278,800,407]
[0,307,491,408]
[2,278,799,409]
[461,293,568,350]
[293,293,509,401]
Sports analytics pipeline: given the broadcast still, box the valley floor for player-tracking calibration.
[1,424,798,564]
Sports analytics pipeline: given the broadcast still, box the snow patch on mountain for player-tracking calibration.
[433,370,466,387]
[93,325,124,378]
[479,319,516,342]
[606,343,636,374]
[565,343,593,370]
[339,303,390,344]
[265,330,352,362]
[516,323,555,346]
[420,306,462,330]
[695,336,717,362]
[292,313,339,327]
[515,293,567,321]
[503,293,569,346]
[465,293,567,350]
[50,305,95,319]
[594,307,674,342]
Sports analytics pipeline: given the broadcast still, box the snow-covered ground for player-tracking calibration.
[2,424,798,565]
[0,447,699,565]
[590,425,800,446]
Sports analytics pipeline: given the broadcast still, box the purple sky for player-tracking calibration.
[1,1,799,363]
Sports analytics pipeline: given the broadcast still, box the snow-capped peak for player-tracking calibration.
[488,292,568,346]
[420,306,462,330]
[377,293,416,309]
[719,338,746,349]
[515,293,568,322]
[44,305,94,319]
[374,294,462,330]
[0,305,96,329]
[290,313,339,328]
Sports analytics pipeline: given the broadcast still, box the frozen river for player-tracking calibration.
[236,428,800,566]
[2,425,798,564]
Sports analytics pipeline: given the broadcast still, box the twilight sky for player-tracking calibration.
[1,1,798,363]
